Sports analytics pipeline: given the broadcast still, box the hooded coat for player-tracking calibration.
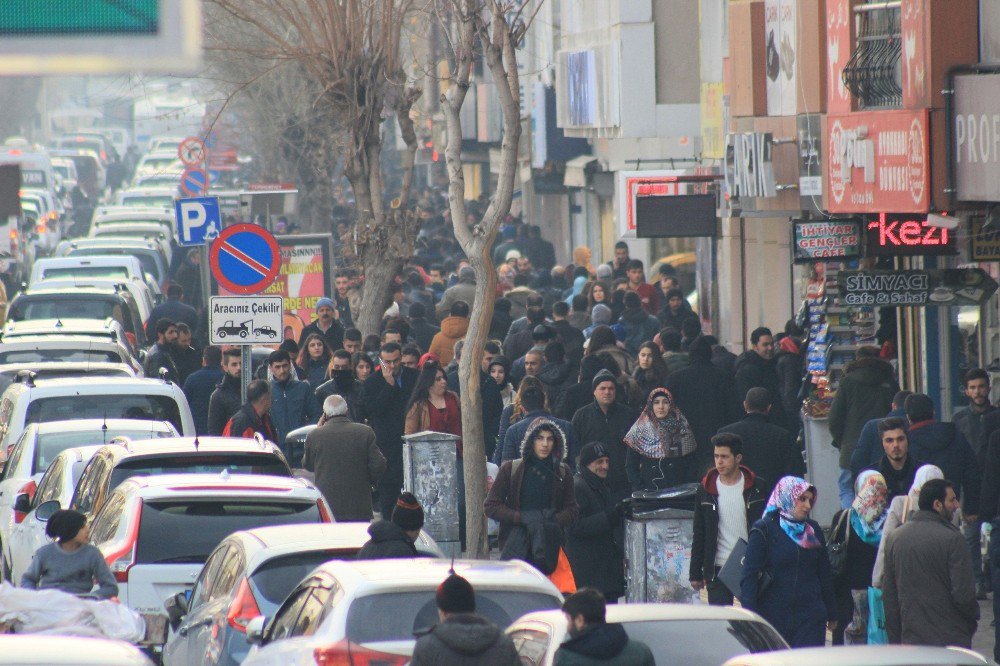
[355,520,420,559]
[665,358,743,474]
[410,614,520,666]
[565,466,625,600]
[429,316,470,366]
[734,350,789,430]
[614,307,661,355]
[537,360,576,408]
[904,420,980,514]
[828,357,899,469]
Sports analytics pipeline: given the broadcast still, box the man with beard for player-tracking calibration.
[298,297,345,352]
[735,327,789,429]
[172,323,201,384]
[268,350,322,445]
[953,369,996,462]
[333,271,355,327]
[865,418,920,501]
[143,318,180,383]
[554,589,654,665]
[315,350,363,421]
[208,348,243,435]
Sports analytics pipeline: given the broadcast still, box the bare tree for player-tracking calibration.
[439,0,533,558]
[206,0,421,335]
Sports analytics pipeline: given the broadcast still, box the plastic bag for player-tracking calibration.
[867,586,887,645]
[0,582,145,642]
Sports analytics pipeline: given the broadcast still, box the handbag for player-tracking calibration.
[867,586,888,644]
[746,526,775,601]
[827,510,851,580]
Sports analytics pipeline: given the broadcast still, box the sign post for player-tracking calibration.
[174,196,220,247]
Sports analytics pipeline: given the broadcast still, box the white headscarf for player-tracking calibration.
[907,464,944,507]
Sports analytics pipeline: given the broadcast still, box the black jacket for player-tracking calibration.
[980,428,1000,522]
[690,466,767,583]
[553,622,654,665]
[556,380,593,422]
[447,367,504,463]
[734,351,788,429]
[774,349,804,426]
[298,319,345,352]
[355,520,419,559]
[314,376,362,422]
[411,614,519,666]
[357,367,420,462]
[143,342,179,383]
[866,454,920,502]
[207,373,242,435]
[571,402,637,499]
[537,361,575,409]
[565,468,624,600]
[718,413,804,499]
[906,420,980,514]
[830,509,878,591]
[665,359,742,471]
[183,366,223,435]
[409,317,440,353]
[551,319,585,367]
[953,404,997,462]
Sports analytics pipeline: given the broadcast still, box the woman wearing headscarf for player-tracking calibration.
[741,476,837,647]
[623,388,698,491]
[488,355,514,409]
[830,471,889,644]
[572,246,594,276]
[633,341,669,398]
[564,274,588,305]
[872,464,945,588]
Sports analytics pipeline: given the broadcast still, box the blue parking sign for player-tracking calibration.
[175,196,221,247]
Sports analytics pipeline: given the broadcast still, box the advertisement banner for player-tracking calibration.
[826,0,852,114]
[953,72,1000,202]
[827,110,929,213]
[838,269,998,307]
[700,82,726,160]
[792,218,862,262]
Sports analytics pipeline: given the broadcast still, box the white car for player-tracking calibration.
[0,319,137,360]
[0,362,136,395]
[55,237,169,289]
[32,278,155,327]
[88,224,172,263]
[116,186,178,208]
[0,635,153,665]
[243,559,564,665]
[90,473,334,649]
[29,255,147,289]
[721,645,990,666]
[0,333,142,375]
[507,603,789,666]
[134,151,185,179]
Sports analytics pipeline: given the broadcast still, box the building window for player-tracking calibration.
[842,1,902,109]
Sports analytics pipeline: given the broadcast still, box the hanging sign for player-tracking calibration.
[792,218,863,262]
[839,269,998,307]
[865,213,956,257]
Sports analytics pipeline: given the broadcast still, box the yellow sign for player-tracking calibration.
[701,82,726,160]
[971,217,1000,262]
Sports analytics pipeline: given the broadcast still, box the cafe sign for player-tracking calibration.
[792,218,862,262]
[839,268,997,307]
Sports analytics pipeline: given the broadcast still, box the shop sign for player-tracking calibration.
[724,132,777,200]
[616,169,715,238]
[971,217,1000,261]
[797,114,823,209]
[792,218,862,262]
[827,110,929,213]
[839,268,998,307]
[701,82,726,160]
[865,213,955,257]
[953,72,1000,201]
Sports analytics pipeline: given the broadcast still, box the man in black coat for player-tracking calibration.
[357,342,420,518]
[297,296,345,351]
[718,387,804,498]
[145,283,199,339]
[357,492,425,559]
[314,350,363,422]
[733,326,789,429]
[866,417,921,501]
[550,301,585,367]
[407,302,440,353]
[143,318,180,383]
[183,345,223,435]
[666,336,742,478]
[207,348,243,435]
[565,443,624,602]
[572,370,637,500]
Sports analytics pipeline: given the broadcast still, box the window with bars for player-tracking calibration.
[842,1,902,109]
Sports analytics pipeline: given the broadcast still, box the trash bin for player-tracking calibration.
[624,483,700,604]
[804,415,840,526]
[403,431,461,557]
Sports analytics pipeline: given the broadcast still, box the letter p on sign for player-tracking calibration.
[174,196,221,247]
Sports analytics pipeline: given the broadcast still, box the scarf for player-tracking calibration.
[764,476,822,549]
[778,336,800,354]
[903,464,944,516]
[623,388,697,459]
[850,470,888,546]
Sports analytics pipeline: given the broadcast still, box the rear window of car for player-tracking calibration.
[71,249,162,282]
[25,394,183,433]
[0,349,123,364]
[135,500,322,564]
[108,453,290,489]
[10,296,125,325]
[621,620,786,664]
[252,550,358,614]
[32,427,173,474]
[40,266,130,281]
[346,590,560,643]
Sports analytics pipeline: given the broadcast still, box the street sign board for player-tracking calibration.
[174,196,220,247]
[839,269,999,308]
[209,296,283,345]
[179,167,209,197]
[209,223,281,295]
[178,137,206,167]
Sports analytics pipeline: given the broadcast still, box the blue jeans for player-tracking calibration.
[838,468,854,510]
[963,519,986,589]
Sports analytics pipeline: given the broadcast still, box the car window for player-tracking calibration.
[3,430,29,479]
[34,429,170,475]
[508,628,552,666]
[72,455,109,515]
[10,296,124,324]
[210,547,245,602]
[25,395,184,433]
[290,586,332,638]
[619,619,787,664]
[265,586,314,643]
[0,349,123,364]
[108,454,290,491]
[0,397,15,448]
[251,550,358,616]
[41,267,130,281]
[89,491,127,545]
[34,456,66,506]
[189,546,231,611]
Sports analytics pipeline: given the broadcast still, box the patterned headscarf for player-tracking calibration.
[850,470,889,546]
[623,388,697,460]
[765,476,822,549]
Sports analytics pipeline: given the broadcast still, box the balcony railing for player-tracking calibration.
[842,1,902,109]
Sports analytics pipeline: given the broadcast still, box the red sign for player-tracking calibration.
[247,182,296,192]
[826,0,852,114]
[209,223,281,294]
[827,110,929,214]
[866,213,956,256]
[901,0,927,108]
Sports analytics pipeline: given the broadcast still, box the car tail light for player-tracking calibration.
[317,499,332,523]
[226,577,261,633]
[104,501,142,583]
[35,223,46,235]
[313,641,408,666]
[124,332,136,348]
[13,480,37,524]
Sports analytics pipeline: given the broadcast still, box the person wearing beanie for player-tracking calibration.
[595,263,613,281]
[583,304,612,339]
[565,442,626,602]
[298,295,345,353]
[21,509,118,598]
[410,573,520,665]
[571,368,637,499]
[356,492,426,559]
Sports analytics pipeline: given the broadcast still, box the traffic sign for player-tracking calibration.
[209,296,283,345]
[179,167,210,197]
[178,137,206,167]
[209,223,281,295]
[174,196,220,247]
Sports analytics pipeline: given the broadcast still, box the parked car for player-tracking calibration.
[163,523,444,666]
[88,224,172,263]
[7,286,147,347]
[507,603,788,666]
[721,645,990,666]
[89,473,333,652]
[0,635,154,665]
[242,559,564,665]
[0,362,136,394]
[0,327,141,374]
[116,187,178,209]
[55,237,169,290]
[0,318,132,349]
[29,255,146,288]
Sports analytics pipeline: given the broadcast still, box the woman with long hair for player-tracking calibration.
[489,355,514,409]
[296,334,332,387]
[351,351,373,382]
[587,280,611,312]
[633,341,668,397]
[741,476,837,647]
[623,388,698,491]
[404,359,462,442]
[497,376,549,454]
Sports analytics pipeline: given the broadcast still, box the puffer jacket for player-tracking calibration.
[410,614,520,666]
[355,520,419,559]
[429,316,470,366]
[269,377,322,443]
[207,374,242,435]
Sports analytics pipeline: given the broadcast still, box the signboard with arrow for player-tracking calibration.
[839,269,999,307]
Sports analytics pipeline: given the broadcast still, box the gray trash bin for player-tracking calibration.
[403,431,460,557]
[624,484,700,604]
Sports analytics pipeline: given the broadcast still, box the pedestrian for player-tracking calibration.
[297,296,345,352]
[657,329,690,377]
[333,271,355,328]
[314,349,363,421]
[143,318,180,382]
[489,355,513,409]
[740,476,837,647]
[537,341,575,409]
[614,291,659,355]
[183,345,223,436]
[606,241,630,280]
[357,342,420,518]
[883,479,979,648]
[550,301,585,367]
[657,288,695,331]
[207,348,243,435]
[21,509,118,599]
[223,380,279,441]
[718,387,804,499]
[829,346,899,508]
[849,391,912,477]
[830,471,889,645]
[568,294,591,332]
[496,380,578,467]
[295,333,332,388]
[356,492,426,559]
[352,351,373,383]
[553,588,655,665]
[571,369,636,499]
[410,573,520,666]
[632,341,668,398]
[735,327,791,431]
[584,325,634,376]
[407,302,440,352]
[429,300,470,366]
[436,266,476,320]
[865,417,921,502]
[267,349,322,445]
[623,387,698,490]
[565,443,625,603]
[172,323,201,384]
[689,433,767,605]
[303,395,385,521]
[872,464,944,588]
[145,282,198,339]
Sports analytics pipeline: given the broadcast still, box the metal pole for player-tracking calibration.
[240,344,251,404]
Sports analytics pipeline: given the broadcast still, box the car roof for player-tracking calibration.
[30,419,176,436]
[241,522,371,550]
[10,376,177,394]
[0,336,126,349]
[721,645,988,666]
[121,187,177,195]
[18,285,126,297]
[34,256,142,269]
[92,435,282,459]
[112,473,318,500]
[52,444,106,465]
[514,603,767,626]
[0,361,134,378]
[311,558,560,595]
[0,635,153,664]
[2,318,122,336]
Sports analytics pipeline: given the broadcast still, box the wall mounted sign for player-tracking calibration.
[724,132,777,199]
[792,218,862,262]
[839,269,997,307]
[865,213,955,257]
[953,72,1000,202]
[970,217,1000,261]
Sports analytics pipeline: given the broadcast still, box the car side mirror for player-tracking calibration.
[245,616,267,646]
[164,591,188,631]
[35,499,60,521]
[13,492,31,515]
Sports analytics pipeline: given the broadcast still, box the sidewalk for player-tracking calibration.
[973,597,995,663]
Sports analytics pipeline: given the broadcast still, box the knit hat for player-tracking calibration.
[392,492,425,531]
[592,368,616,390]
[505,249,522,260]
[436,573,476,613]
[316,297,336,311]
[596,264,613,280]
[579,442,610,468]
[591,304,611,325]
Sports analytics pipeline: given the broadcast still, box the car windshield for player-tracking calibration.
[346,590,560,643]
[32,427,172,474]
[71,249,161,282]
[25,394,183,433]
[109,453,291,490]
[40,266,130,281]
[0,349,123,364]
[617,619,786,664]
[251,550,359,615]
[0,367,131,394]
[135,500,322,564]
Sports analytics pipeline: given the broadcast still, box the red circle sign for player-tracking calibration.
[178,137,206,167]
[209,224,281,294]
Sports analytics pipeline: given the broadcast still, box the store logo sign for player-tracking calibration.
[725,132,777,199]
[866,213,954,256]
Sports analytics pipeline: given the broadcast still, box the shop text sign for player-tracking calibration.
[724,132,777,199]
[792,218,862,262]
[827,110,929,213]
[971,217,1000,261]
[953,72,1000,201]
[839,269,997,307]
[865,213,955,257]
